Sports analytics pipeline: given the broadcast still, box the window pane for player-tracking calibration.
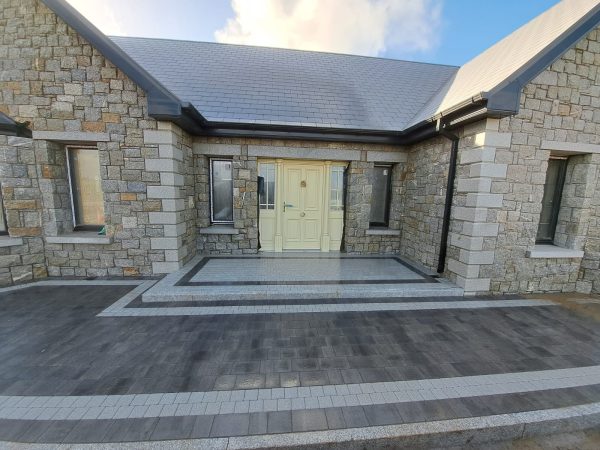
[69,148,105,226]
[536,159,566,242]
[211,160,233,222]
[370,166,391,225]
[330,166,344,211]
[259,163,276,210]
[0,191,6,233]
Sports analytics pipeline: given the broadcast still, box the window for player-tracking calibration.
[259,163,275,210]
[370,165,392,227]
[0,189,7,235]
[536,157,568,243]
[330,166,344,211]
[67,147,105,230]
[210,159,233,223]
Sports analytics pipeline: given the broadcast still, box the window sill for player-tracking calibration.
[0,236,24,248]
[45,231,112,245]
[526,244,584,259]
[199,225,238,235]
[366,228,401,236]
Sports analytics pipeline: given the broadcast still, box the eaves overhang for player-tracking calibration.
[0,113,32,138]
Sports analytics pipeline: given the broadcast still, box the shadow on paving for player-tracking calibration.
[1,285,600,397]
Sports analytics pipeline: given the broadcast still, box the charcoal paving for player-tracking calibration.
[1,282,600,446]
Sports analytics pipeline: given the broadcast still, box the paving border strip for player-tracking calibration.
[2,366,600,421]
[1,401,600,449]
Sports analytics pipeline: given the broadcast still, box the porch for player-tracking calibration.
[142,253,463,303]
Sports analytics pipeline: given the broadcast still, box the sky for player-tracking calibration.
[65,0,562,66]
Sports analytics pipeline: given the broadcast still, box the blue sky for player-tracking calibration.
[66,0,561,66]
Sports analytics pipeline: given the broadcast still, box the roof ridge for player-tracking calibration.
[108,35,460,69]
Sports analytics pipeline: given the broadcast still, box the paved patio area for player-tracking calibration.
[1,282,600,447]
[143,254,463,302]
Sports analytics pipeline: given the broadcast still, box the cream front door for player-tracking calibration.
[283,163,323,250]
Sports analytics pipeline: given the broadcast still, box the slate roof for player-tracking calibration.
[409,0,600,127]
[109,36,458,131]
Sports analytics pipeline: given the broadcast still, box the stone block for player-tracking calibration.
[456,177,492,193]
[143,129,176,145]
[465,193,504,208]
[150,237,181,249]
[147,185,180,199]
[469,163,508,178]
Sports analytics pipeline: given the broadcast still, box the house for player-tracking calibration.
[1,0,599,295]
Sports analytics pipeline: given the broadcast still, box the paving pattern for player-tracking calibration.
[187,257,427,284]
[143,254,463,301]
[2,282,600,445]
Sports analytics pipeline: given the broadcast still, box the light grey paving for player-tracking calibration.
[2,365,600,421]
[190,258,423,283]
[101,298,557,317]
[143,254,462,302]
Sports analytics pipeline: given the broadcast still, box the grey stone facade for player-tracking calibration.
[1,0,599,295]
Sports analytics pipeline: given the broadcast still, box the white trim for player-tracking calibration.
[541,140,600,155]
[526,244,584,259]
[0,236,23,247]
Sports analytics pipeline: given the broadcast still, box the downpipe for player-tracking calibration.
[437,122,459,274]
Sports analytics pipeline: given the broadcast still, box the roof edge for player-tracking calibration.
[486,2,600,113]
[41,0,192,120]
[0,113,32,138]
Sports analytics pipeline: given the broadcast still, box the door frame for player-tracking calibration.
[258,159,347,252]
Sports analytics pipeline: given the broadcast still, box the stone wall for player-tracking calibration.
[0,135,46,285]
[193,139,406,255]
[399,136,450,269]
[0,0,188,278]
[489,25,600,294]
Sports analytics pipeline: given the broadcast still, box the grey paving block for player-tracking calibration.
[210,413,250,437]
[292,409,328,432]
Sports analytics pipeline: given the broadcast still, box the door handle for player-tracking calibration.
[300,212,305,217]
[284,203,294,212]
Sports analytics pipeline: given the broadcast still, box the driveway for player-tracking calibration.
[1,282,600,447]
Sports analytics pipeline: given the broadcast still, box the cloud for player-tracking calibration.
[65,0,126,36]
[215,0,442,56]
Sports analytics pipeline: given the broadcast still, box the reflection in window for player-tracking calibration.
[259,163,276,210]
[330,166,344,211]
[370,165,392,226]
[0,189,7,235]
[67,147,105,230]
[536,157,568,243]
[210,159,234,223]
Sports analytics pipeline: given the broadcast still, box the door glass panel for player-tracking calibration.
[259,163,275,210]
[211,159,233,222]
[68,148,105,227]
[536,158,567,242]
[330,166,344,211]
[370,165,391,226]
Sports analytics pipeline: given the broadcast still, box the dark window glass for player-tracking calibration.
[370,165,392,226]
[211,159,233,223]
[68,147,105,229]
[536,158,567,243]
[0,190,7,235]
